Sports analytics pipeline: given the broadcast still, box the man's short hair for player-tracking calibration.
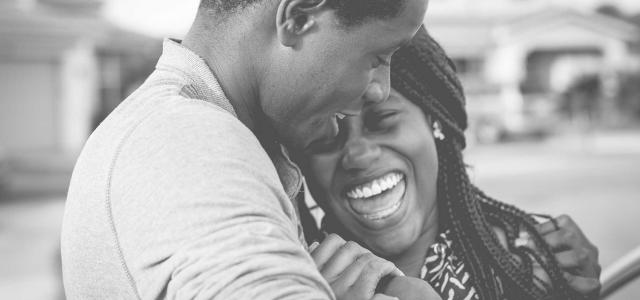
[326,0,405,26]
[199,0,405,26]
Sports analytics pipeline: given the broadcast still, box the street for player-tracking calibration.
[1,131,639,299]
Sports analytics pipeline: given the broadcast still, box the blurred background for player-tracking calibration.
[0,0,639,299]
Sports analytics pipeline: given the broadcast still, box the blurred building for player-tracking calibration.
[0,0,159,168]
[427,3,640,141]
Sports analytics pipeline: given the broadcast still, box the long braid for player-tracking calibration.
[391,26,589,299]
[475,187,590,299]
[438,137,550,299]
[436,139,499,299]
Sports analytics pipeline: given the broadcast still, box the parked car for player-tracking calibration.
[467,93,559,144]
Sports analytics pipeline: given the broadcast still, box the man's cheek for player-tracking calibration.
[339,75,371,104]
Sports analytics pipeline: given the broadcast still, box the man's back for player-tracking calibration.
[60,40,333,299]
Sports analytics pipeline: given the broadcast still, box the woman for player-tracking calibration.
[296,26,600,300]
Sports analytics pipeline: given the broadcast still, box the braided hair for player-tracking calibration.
[387,26,590,300]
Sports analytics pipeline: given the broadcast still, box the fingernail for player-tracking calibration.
[309,241,320,253]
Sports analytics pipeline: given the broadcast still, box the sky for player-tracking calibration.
[103,0,640,38]
[104,0,199,38]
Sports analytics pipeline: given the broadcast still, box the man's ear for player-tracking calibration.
[276,0,327,47]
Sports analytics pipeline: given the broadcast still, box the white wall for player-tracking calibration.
[59,40,99,156]
[0,40,99,156]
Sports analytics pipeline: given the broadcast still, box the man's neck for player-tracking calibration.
[182,20,262,133]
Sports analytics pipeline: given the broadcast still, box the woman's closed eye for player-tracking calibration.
[307,136,342,154]
[365,111,398,131]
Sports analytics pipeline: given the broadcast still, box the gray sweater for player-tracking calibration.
[61,39,334,300]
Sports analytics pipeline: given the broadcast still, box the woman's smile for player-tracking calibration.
[306,90,439,256]
[344,172,406,221]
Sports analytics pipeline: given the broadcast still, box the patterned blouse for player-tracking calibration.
[421,230,482,300]
[421,229,552,300]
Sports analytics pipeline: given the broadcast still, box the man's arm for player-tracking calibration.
[109,102,334,299]
[308,233,442,300]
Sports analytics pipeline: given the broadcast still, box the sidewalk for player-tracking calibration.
[0,197,65,300]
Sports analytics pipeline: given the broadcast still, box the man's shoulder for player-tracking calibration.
[147,97,256,147]
[77,93,265,184]
[105,95,264,167]
[149,96,243,130]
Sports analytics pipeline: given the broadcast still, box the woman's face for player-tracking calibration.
[303,88,439,256]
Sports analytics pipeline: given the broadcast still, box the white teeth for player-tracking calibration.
[384,178,392,189]
[346,172,404,199]
[362,187,372,198]
[371,184,381,195]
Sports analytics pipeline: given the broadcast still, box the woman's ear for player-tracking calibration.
[276,0,327,47]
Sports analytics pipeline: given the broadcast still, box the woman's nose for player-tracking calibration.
[341,137,381,171]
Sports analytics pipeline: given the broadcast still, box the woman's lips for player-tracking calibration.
[346,172,403,199]
[346,174,406,221]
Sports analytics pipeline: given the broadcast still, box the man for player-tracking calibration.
[61,0,428,299]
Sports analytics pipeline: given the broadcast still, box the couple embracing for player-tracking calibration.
[61,0,600,299]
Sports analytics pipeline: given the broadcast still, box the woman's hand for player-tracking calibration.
[310,234,403,300]
[536,214,601,295]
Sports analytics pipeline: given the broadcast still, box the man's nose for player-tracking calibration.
[341,137,381,171]
[364,67,391,104]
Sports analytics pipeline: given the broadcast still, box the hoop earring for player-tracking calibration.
[433,120,445,141]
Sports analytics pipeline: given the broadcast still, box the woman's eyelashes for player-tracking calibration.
[308,128,346,154]
[307,111,397,154]
[365,110,398,131]
[308,137,341,154]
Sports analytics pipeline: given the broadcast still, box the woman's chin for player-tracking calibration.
[372,244,411,259]
[365,230,416,258]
